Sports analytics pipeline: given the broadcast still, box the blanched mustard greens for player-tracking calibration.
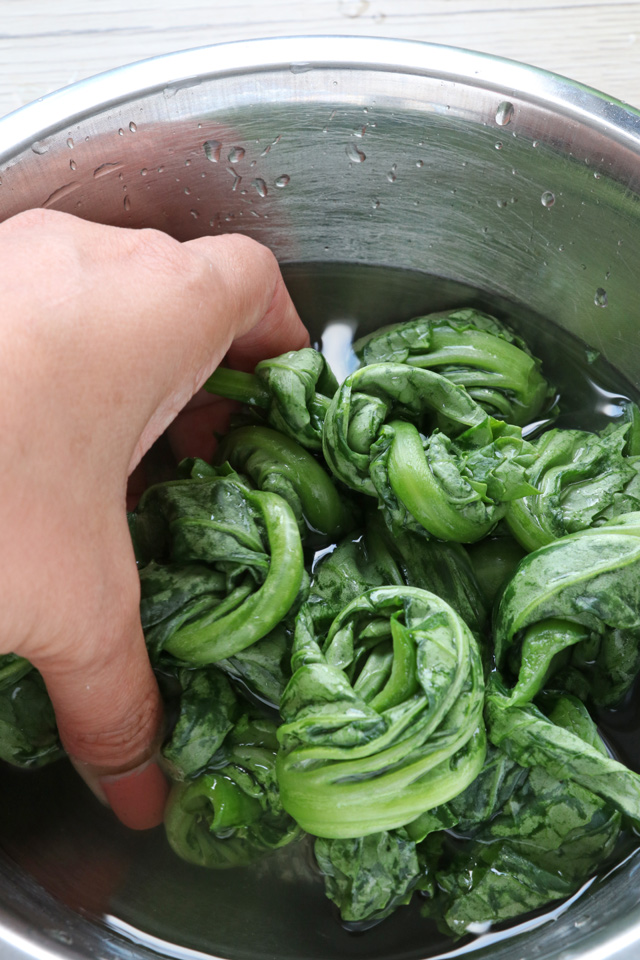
[353,308,553,425]
[276,587,486,838]
[132,472,305,665]
[204,348,338,451]
[163,489,303,663]
[322,362,536,542]
[506,419,640,552]
[216,425,353,545]
[164,716,300,869]
[495,511,640,707]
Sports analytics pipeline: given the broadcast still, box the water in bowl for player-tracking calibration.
[1,261,639,960]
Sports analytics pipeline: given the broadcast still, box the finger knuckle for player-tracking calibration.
[129,227,195,278]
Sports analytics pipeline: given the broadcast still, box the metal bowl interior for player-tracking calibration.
[2,35,640,960]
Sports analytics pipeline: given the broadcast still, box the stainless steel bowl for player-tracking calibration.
[2,35,640,960]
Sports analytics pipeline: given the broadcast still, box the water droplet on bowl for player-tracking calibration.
[69,160,76,171]
[93,161,125,179]
[495,141,503,150]
[594,288,608,307]
[31,140,49,155]
[118,128,124,136]
[123,195,131,212]
[66,137,74,149]
[290,62,313,74]
[204,140,222,163]
[495,101,515,126]
[594,171,602,179]
[387,164,397,183]
[140,168,148,176]
[129,121,137,133]
[228,146,245,164]
[190,209,199,219]
[372,199,380,209]
[416,159,423,168]
[275,174,290,188]
[346,144,366,163]
[252,178,268,198]
[541,191,555,207]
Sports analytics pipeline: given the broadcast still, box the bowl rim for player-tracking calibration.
[2,34,640,168]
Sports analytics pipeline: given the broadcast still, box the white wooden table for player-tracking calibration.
[2,0,640,121]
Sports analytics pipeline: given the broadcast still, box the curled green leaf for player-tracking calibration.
[322,363,536,542]
[133,473,305,665]
[204,349,338,451]
[276,587,486,838]
[485,677,640,822]
[495,512,640,706]
[164,716,300,868]
[216,425,354,545]
[354,308,553,425]
[506,421,640,552]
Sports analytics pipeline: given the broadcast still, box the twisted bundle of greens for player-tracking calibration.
[164,712,300,868]
[427,699,624,936]
[506,419,640,551]
[322,362,537,542]
[495,512,640,707]
[204,348,338,451]
[276,586,486,838]
[132,471,305,665]
[353,308,553,426]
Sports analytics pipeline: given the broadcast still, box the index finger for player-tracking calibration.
[185,234,309,372]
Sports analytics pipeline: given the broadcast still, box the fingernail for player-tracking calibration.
[99,760,170,831]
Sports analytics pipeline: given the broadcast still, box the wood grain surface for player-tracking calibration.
[2,0,640,121]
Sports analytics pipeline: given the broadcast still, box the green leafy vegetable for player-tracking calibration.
[276,587,486,838]
[353,308,553,426]
[314,831,423,923]
[321,363,536,542]
[0,655,62,768]
[132,472,305,664]
[204,349,338,451]
[164,715,300,868]
[215,424,355,545]
[486,678,640,821]
[495,512,640,707]
[426,696,621,936]
[506,421,640,552]
[161,666,239,781]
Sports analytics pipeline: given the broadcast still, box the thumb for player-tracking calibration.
[30,519,168,831]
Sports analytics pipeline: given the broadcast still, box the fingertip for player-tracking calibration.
[99,760,169,830]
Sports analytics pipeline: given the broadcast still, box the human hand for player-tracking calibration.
[0,209,308,829]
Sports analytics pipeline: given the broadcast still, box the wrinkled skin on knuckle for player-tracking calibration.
[61,687,162,771]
